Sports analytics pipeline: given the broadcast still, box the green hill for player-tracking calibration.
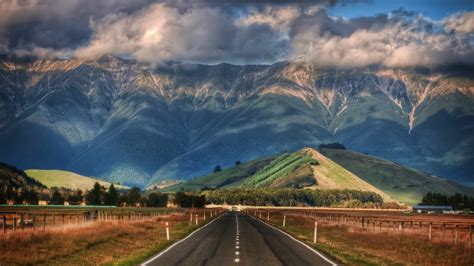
[165,148,393,202]
[25,169,129,191]
[165,147,474,205]
[319,149,474,205]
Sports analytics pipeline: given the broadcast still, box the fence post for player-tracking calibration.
[441,223,445,241]
[190,213,193,223]
[454,225,458,245]
[195,214,198,226]
[469,225,473,251]
[259,212,262,219]
[313,221,318,243]
[2,215,6,238]
[283,215,286,227]
[62,214,65,225]
[165,222,170,240]
[204,212,206,220]
[429,222,432,241]
[267,212,270,221]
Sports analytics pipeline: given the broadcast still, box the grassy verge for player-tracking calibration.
[250,211,473,265]
[0,210,223,265]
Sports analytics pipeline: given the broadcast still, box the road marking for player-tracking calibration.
[248,214,337,266]
[234,213,240,263]
[141,212,226,266]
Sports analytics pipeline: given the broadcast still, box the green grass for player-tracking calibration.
[241,152,316,188]
[320,148,474,205]
[163,155,278,192]
[25,169,129,190]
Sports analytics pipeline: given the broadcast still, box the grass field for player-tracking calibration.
[320,148,474,205]
[249,208,474,265]
[0,207,223,265]
[25,169,129,190]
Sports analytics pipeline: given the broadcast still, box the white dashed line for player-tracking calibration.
[234,213,240,263]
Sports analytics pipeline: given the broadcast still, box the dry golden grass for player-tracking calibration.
[250,209,474,265]
[0,209,222,265]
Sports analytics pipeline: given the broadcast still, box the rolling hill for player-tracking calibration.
[165,147,474,205]
[319,149,474,205]
[25,169,129,191]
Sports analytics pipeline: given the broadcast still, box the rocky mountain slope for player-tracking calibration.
[0,55,472,187]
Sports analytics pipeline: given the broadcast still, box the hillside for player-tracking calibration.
[25,169,129,191]
[167,147,474,205]
[319,149,474,205]
[0,56,473,186]
[0,163,46,190]
[166,148,394,202]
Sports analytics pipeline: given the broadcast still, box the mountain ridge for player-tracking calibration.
[0,55,472,187]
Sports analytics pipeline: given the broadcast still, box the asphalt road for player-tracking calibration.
[142,211,336,266]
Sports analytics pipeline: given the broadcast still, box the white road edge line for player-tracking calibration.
[141,212,227,266]
[248,214,337,266]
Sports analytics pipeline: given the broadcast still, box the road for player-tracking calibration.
[142,211,336,266]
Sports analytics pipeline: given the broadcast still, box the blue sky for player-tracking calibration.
[329,0,473,19]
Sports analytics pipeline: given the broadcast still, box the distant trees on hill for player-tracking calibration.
[213,165,222,173]
[421,192,474,210]
[205,188,384,207]
[318,143,346,150]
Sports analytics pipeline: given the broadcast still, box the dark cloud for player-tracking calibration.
[1,0,473,67]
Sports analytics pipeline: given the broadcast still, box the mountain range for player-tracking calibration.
[0,55,472,188]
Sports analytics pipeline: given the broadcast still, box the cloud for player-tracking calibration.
[1,0,473,67]
[444,11,474,34]
[75,3,290,64]
[290,10,474,67]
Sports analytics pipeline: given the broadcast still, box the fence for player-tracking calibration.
[248,209,474,249]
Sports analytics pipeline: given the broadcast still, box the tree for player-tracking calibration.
[235,161,242,166]
[0,186,6,204]
[86,182,103,205]
[148,192,168,207]
[213,165,222,173]
[128,187,141,206]
[50,189,65,205]
[68,190,83,205]
[22,189,39,204]
[104,184,119,206]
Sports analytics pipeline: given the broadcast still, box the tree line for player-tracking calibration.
[204,188,386,207]
[421,192,474,210]
[1,182,169,207]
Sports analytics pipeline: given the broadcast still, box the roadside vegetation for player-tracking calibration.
[0,209,221,265]
[250,209,473,265]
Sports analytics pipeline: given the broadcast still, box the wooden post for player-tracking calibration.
[165,222,170,240]
[195,214,198,225]
[267,212,270,221]
[441,223,445,241]
[62,214,65,225]
[429,222,432,241]
[313,221,318,243]
[283,215,286,227]
[2,215,6,237]
[469,225,473,250]
[454,225,458,245]
[204,212,206,220]
[190,213,193,223]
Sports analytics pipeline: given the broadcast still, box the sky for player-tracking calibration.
[0,0,473,67]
